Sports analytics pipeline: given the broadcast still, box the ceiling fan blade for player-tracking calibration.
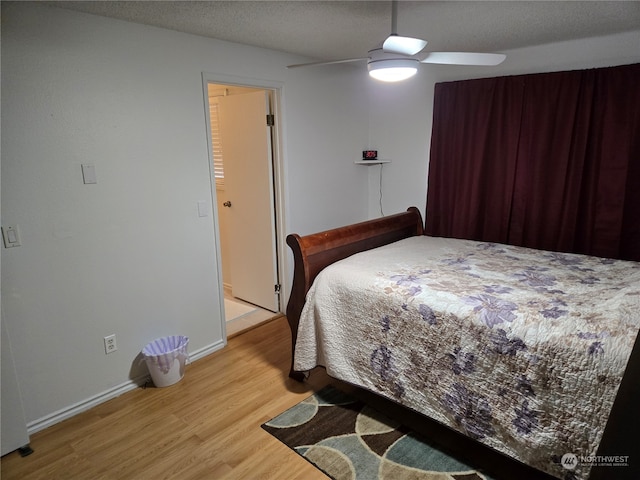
[383,35,427,56]
[287,58,367,69]
[420,52,506,66]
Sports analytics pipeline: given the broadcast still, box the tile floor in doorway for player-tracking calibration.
[223,289,282,337]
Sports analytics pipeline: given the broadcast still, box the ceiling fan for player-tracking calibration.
[287,1,506,82]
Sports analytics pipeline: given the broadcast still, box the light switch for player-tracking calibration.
[2,225,21,248]
[81,164,97,184]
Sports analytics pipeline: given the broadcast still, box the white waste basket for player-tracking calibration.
[142,335,189,387]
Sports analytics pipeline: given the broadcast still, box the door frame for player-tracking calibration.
[201,72,287,329]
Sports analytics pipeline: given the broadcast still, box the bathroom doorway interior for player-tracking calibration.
[206,82,282,337]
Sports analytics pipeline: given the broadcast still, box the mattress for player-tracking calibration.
[294,236,640,479]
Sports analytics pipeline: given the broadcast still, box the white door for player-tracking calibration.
[218,91,279,312]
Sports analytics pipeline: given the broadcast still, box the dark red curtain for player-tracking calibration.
[425,63,640,261]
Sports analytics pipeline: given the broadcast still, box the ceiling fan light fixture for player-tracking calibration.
[368,58,418,82]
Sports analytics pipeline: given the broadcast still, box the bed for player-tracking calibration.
[285,207,640,480]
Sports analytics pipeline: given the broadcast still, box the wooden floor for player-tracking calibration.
[0,316,334,480]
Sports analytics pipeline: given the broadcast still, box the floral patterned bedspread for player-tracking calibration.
[294,236,640,480]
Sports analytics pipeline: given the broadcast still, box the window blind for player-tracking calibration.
[209,101,224,187]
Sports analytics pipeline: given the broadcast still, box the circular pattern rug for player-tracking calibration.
[262,386,493,480]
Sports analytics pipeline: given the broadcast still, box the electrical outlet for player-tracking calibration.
[104,334,117,354]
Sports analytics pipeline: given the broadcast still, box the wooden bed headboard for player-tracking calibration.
[285,206,423,380]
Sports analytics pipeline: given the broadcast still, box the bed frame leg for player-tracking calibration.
[288,369,306,382]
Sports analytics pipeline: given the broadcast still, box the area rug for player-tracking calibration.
[262,386,493,480]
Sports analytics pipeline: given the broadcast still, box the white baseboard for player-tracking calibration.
[26,338,226,435]
[26,377,146,434]
[188,338,226,362]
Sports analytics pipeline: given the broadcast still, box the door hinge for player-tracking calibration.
[274,284,281,294]
[266,114,275,126]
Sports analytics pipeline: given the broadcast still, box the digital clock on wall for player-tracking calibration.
[362,150,378,160]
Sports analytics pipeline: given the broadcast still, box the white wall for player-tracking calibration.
[1,2,369,431]
[366,75,435,220]
[283,64,371,234]
[2,1,638,434]
[367,30,640,221]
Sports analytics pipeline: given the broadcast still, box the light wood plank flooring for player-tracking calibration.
[1,316,333,480]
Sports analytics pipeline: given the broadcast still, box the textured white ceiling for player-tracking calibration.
[44,1,640,61]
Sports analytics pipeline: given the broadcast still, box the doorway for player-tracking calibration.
[205,81,283,337]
